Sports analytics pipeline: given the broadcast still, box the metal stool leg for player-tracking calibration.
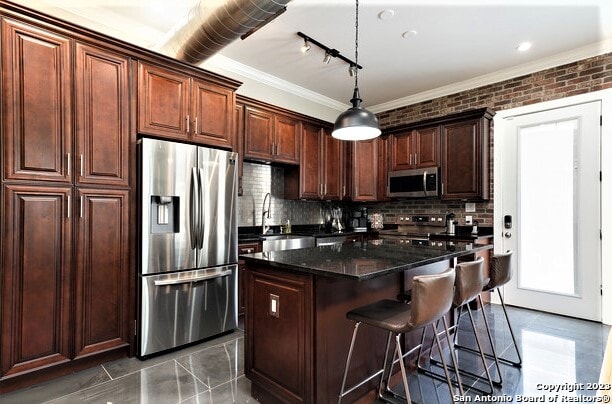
[338,322,361,404]
[476,294,503,384]
[394,333,412,403]
[498,288,522,367]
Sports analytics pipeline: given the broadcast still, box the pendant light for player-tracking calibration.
[332,0,381,141]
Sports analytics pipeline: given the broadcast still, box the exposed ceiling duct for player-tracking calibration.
[159,0,291,65]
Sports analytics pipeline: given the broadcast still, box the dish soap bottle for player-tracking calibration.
[286,219,291,234]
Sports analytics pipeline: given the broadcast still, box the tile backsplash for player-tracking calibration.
[238,162,491,229]
[238,162,325,227]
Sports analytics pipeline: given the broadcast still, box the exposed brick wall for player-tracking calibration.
[362,53,612,227]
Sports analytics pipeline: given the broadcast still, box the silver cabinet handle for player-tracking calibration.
[423,171,427,196]
[80,155,83,176]
[67,153,71,176]
[324,183,327,195]
[154,270,233,286]
[67,195,71,218]
[194,117,198,134]
[240,248,254,254]
[80,196,83,218]
[186,114,190,134]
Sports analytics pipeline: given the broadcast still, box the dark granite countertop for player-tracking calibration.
[238,226,374,243]
[241,239,492,281]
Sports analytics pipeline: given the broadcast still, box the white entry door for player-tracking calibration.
[498,101,601,321]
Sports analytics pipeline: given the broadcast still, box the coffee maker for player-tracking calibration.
[351,207,368,232]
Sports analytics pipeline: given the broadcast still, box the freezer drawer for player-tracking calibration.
[139,265,237,357]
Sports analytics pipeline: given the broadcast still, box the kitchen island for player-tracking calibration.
[241,239,492,404]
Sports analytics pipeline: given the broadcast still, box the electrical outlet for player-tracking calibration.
[465,215,473,225]
[465,203,476,213]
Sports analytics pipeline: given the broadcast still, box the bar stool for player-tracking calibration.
[483,251,522,367]
[455,251,522,371]
[422,257,500,395]
[338,268,462,404]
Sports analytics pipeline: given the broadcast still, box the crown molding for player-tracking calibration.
[369,38,612,114]
[202,54,348,112]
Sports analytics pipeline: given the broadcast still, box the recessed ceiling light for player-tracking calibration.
[402,30,418,39]
[517,41,532,52]
[378,10,395,20]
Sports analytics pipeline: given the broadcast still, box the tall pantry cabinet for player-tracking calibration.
[1,17,130,391]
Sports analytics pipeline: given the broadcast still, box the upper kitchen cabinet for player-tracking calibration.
[293,123,342,200]
[191,79,235,149]
[349,138,378,201]
[137,62,237,149]
[242,99,300,165]
[75,43,130,187]
[390,126,439,171]
[440,108,494,201]
[137,62,190,140]
[377,136,391,201]
[2,18,72,183]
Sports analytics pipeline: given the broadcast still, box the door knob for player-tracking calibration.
[504,232,512,238]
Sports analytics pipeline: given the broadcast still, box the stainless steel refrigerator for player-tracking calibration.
[138,138,238,357]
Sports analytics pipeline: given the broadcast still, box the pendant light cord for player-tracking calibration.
[354,0,359,89]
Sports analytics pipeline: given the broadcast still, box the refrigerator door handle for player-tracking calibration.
[190,167,199,249]
[197,168,204,250]
[153,269,233,286]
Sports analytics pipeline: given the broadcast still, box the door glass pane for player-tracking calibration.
[518,120,577,295]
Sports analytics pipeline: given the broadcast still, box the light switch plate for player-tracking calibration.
[465,203,476,213]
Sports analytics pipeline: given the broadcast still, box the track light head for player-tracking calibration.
[323,51,332,64]
[301,39,311,53]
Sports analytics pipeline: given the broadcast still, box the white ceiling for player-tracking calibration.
[12,0,612,114]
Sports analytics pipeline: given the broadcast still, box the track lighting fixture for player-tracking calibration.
[348,64,357,77]
[296,31,362,70]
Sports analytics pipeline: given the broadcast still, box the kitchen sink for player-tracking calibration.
[261,234,315,252]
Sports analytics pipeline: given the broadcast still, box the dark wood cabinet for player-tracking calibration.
[75,43,130,187]
[377,136,391,201]
[138,62,236,148]
[246,266,313,404]
[235,102,245,196]
[192,79,235,149]
[2,18,72,183]
[238,242,262,317]
[390,126,439,171]
[349,139,378,201]
[297,124,342,200]
[243,103,300,165]
[441,110,493,201]
[1,184,72,380]
[137,62,190,140]
[244,105,275,161]
[74,189,130,359]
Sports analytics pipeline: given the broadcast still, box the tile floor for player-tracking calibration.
[1,305,609,404]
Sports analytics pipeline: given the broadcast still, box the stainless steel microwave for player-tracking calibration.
[387,167,439,198]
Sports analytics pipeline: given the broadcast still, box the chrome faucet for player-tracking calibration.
[262,192,271,234]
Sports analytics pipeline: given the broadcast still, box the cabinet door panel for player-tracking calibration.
[390,132,413,171]
[274,116,300,164]
[75,43,129,187]
[300,123,322,199]
[244,106,274,161]
[322,131,342,200]
[415,126,440,168]
[74,189,129,359]
[138,62,189,139]
[441,120,482,199]
[2,19,71,183]
[377,136,391,201]
[1,185,72,377]
[352,139,378,201]
[192,80,234,149]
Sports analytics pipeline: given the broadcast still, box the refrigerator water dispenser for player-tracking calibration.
[150,195,179,233]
